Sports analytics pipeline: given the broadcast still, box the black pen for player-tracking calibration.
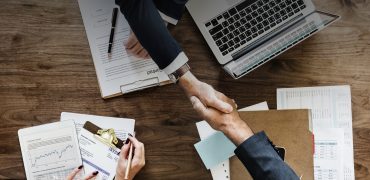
[108,8,118,55]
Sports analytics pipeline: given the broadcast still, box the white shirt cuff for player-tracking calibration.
[163,52,189,75]
[158,11,178,25]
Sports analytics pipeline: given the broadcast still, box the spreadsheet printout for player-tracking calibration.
[277,85,354,180]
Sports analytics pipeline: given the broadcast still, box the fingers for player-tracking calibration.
[215,91,237,109]
[66,165,83,180]
[232,99,238,109]
[125,32,149,59]
[84,171,99,180]
[190,96,211,118]
[137,48,149,59]
[120,141,131,159]
[126,41,148,59]
[131,42,144,54]
[128,136,145,160]
[126,136,145,170]
[207,94,233,113]
[124,33,139,49]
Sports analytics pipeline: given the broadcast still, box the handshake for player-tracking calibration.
[179,72,254,145]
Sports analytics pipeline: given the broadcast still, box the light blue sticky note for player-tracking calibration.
[194,131,236,169]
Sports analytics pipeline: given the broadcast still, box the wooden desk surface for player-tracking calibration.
[0,0,369,179]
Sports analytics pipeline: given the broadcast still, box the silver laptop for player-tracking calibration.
[186,0,339,79]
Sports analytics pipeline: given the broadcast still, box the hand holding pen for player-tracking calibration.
[115,134,145,180]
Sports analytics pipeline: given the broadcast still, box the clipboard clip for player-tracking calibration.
[94,128,119,149]
[120,77,160,94]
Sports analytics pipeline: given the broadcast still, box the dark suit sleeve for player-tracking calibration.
[234,131,300,180]
[153,0,188,21]
[115,0,188,73]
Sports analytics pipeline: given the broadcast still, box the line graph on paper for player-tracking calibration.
[27,135,78,168]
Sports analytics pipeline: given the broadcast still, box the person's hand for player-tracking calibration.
[66,165,99,180]
[190,95,254,145]
[178,72,234,114]
[115,136,145,180]
[124,32,150,59]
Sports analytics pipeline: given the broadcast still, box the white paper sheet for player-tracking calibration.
[78,0,169,98]
[277,85,354,180]
[195,101,269,180]
[78,127,120,180]
[18,121,83,180]
[238,101,269,112]
[314,128,344,180]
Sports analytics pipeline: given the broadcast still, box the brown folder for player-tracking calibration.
[230,110,314,180]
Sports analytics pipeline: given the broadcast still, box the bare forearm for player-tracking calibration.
[178,71,200,95]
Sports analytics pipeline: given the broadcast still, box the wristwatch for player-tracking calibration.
[168,63,191,83]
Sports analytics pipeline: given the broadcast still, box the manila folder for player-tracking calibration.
[231,109,313,180]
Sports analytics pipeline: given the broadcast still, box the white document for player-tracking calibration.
[60,112,135,140]
[78,0,170,98]
[238,101,269,112]
[314,128,344,180]
[195,101,269,180]
[60,112,135,180]
[78,126,120,180]
[277,85,354,180]
[18,121,83,180]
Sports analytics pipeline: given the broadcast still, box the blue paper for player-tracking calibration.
[194,131,236,169]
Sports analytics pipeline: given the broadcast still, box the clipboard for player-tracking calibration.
[101,68,172,99]
[83,121,124,149]
[77,0,172,99]
[119,70,172,94]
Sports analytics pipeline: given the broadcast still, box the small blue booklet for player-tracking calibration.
[194,131,236,169]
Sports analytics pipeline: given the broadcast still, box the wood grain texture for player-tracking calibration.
[0,0,369,179]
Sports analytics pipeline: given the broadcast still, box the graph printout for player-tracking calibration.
[18,120,83,180]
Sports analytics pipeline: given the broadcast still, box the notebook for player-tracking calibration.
[230,110,314,180]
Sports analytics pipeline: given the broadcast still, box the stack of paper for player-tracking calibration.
[277,85,354,180]
[18,112,135,180]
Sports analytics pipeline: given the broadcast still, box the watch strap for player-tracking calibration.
[169,63,190,83]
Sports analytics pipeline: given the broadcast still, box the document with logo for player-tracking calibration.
[60,112,135,180]
[77,122,118,180]
[78,0,171,98]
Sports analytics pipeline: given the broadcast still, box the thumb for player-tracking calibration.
[124,32,138,49]
[209,96,233,113]
[190,96,208,117]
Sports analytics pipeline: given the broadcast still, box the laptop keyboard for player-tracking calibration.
[206,0,307,56]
